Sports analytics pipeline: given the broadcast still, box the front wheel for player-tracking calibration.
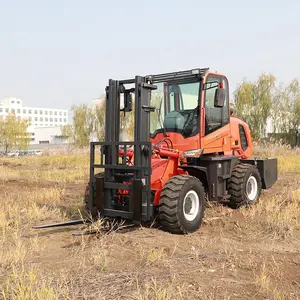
[158,175,205,234]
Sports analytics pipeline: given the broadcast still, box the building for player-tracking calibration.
[0,97,69,145]
[0,97,68,127]
[34,126,68,145]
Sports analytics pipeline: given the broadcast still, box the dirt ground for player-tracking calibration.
[0,154,300,300]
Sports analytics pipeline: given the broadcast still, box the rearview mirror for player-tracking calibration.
[214,88,226,108]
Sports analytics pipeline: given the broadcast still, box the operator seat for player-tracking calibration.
[163,106,199,137]
[163,110,187,132]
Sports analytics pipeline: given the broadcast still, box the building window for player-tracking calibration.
[28,110,32,114]
[29,117,32,121]
[17,109,21,114]
[34,110,37,114]
[59,111,62,116]
[45,111,48,115]
[11,101,14,104]
[50,118,53,122]
[45,117,48,122]
[54,111,57,115]
[64,118,67,122]
[40,117,43,121]
[23,109,26,114]
[35,117,38,121]
[59,118,62,122]
[17,101,20,104]
[39,141,49,144]
[50,111,52,115]
[64,112,67,116]
[11,108,15,113]
[0,108,2,112]
[54,118,57,122]
[40,110,43,114]
[5,108,9,113]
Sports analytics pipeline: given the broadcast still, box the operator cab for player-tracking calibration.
[149,69,229,140]
[150,81,200,138]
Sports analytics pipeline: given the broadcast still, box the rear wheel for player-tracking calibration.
[158,175,205,234]
[228,163,262,208]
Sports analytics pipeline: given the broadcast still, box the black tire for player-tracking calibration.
[228,163,262,209]
[158,175,205,234]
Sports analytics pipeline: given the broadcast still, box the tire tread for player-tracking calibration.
[228,163,261,208]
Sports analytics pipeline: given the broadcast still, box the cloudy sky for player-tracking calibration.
[0,0,300,110]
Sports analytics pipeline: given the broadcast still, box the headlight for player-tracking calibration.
[182,149,203,158]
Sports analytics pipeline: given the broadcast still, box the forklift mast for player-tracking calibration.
[88,76,157,222]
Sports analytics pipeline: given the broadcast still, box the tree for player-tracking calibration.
[93,100,106,141]
[281,79,300,136]
[62,104,94,148]
[234,74,276,140]
[62,99,108,147]
[271,79,300,147]
[95,95,135,141]
[0,114,30,153]
[61,124,74,143]
[65,96,137,147]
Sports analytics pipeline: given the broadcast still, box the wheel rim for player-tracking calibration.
[246,175,258,201]
[183,190,199,221]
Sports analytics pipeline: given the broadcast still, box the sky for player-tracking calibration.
[0,0,300,110]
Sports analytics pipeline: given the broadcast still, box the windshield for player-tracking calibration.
[150,81,200,138]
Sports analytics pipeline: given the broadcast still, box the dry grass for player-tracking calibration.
[0,146,299,299]
[135,277,188,300]
[3,154,89,167]
[0,156,82,298]
[0,154,89,183]
[254,260,292,300]
[255,143,300,173]
[1,266,73,300]
[0,186,66,234]
[241,185,300,239]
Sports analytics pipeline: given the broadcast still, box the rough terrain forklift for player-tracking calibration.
[82,67,277,234]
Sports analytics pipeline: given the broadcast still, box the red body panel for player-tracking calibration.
[150,157,186,205]
[226,117,253,158]
[150,132,199,156]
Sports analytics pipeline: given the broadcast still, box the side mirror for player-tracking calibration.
[124,93,133,112]
[214,88,226,108]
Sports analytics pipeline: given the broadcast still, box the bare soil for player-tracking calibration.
[1,161,300,300]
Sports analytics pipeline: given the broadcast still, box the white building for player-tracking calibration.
[0,97,68,127]
[0,97,69,144]
[34,126,68,145]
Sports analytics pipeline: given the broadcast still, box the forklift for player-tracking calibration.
[83,68,278,234]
